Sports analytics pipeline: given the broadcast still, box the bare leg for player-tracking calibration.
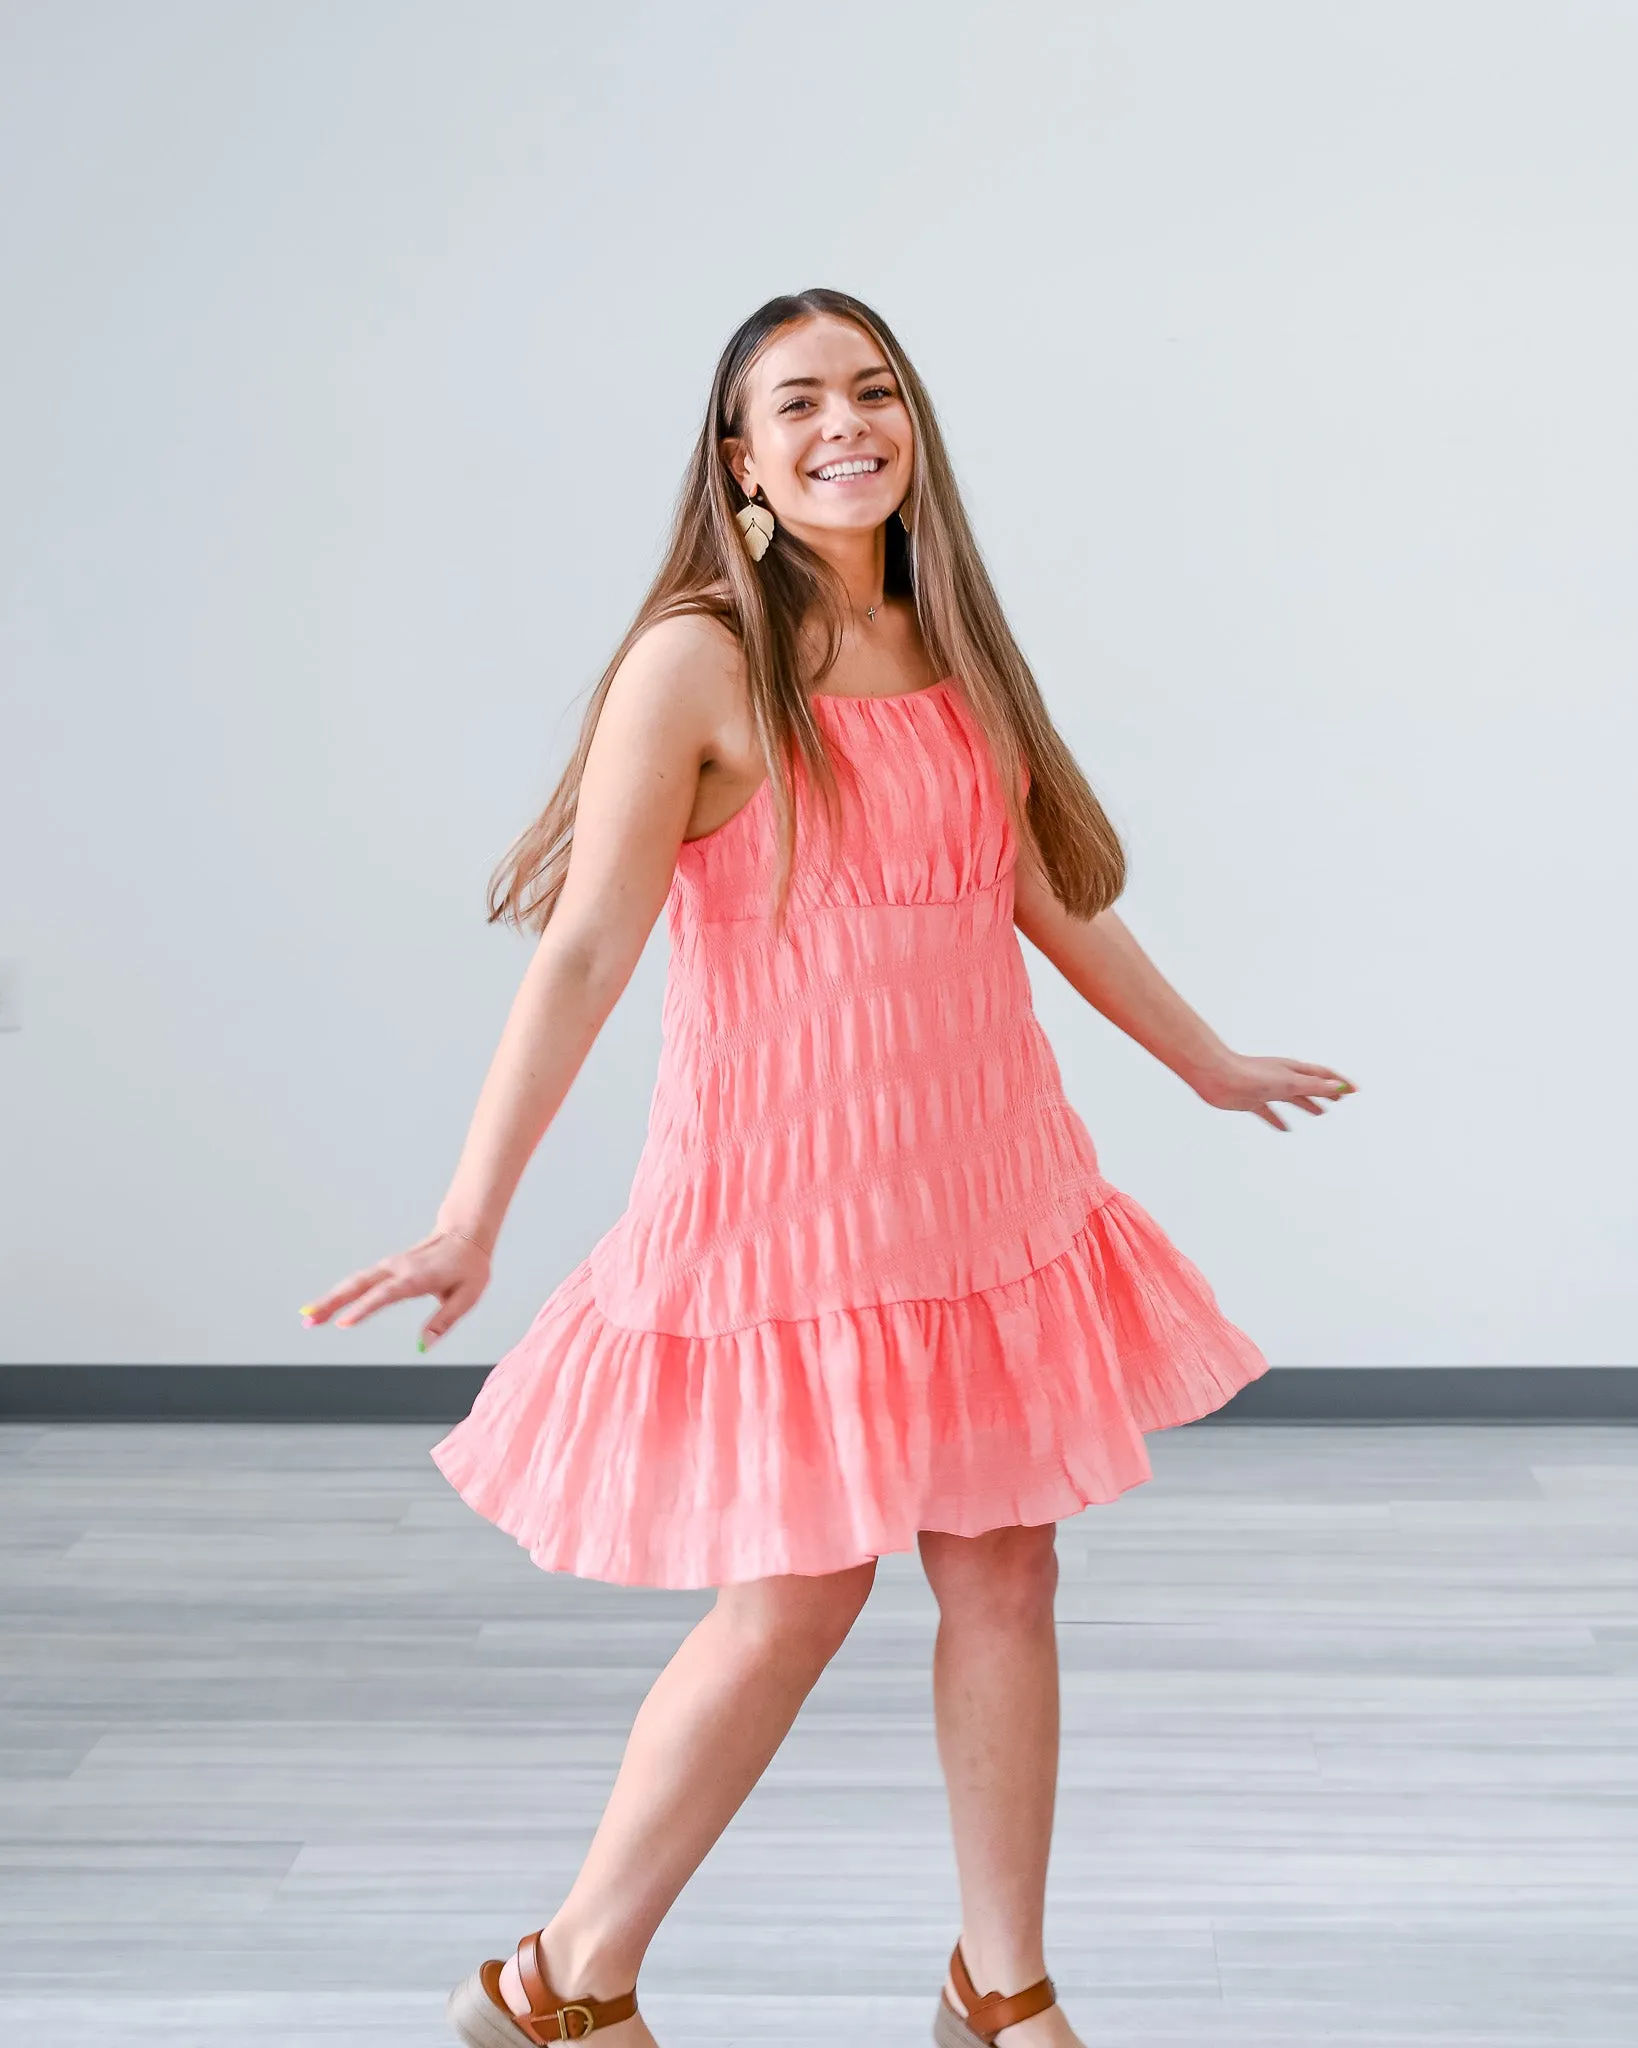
[497,1559,877,2040]
[919,1524,1083,2048]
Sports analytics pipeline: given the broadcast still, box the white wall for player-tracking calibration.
[3,1,1634,1368]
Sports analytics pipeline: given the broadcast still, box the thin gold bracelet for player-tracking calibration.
[443,1226,494,1259]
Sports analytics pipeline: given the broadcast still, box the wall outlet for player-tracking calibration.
[0,959,21,1033]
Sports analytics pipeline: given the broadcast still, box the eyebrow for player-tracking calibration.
[770,363,894,392]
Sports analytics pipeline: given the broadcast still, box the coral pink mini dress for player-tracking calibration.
[432,679,1268,1588]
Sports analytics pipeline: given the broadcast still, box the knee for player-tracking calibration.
[715,1558,876,1669]
[921,1523,1058,1630]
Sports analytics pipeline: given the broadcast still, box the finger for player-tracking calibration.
[1252,1104,1287,1131]
[333,1272,431,1330]
[1292,1095,1326,1116]
[420,1278,484,1352]
[301,1267,390,1325]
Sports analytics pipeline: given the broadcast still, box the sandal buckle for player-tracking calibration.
[555,2004,597,2039]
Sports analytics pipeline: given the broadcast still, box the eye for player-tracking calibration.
[778,396,814,415]
[860,384,896,401]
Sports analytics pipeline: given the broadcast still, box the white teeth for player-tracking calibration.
[814,458,882,480]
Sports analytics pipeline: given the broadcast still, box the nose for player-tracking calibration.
[817,392,870,438]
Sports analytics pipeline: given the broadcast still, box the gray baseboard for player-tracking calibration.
[0,1364,1634,1424]
[0,1365,488,1424]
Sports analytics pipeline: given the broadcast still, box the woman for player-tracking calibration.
[303,287,1352,2048]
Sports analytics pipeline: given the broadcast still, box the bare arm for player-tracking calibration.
[301,613,743,1343]
[428,623,730,1257]
[1013,841,1355,1131]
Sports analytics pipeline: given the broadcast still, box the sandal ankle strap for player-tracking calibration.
[948,1941,1056,2042]
[496,1932,639,2041]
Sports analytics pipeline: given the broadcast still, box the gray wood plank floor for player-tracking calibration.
[1,1421,1635,2046]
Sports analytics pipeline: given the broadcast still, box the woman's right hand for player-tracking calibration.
[299,1227,493,1351]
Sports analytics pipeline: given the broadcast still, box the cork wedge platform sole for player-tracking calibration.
[447,1933,639,2046]
[934,1941,1057,2047]
[934,1998,991,2048]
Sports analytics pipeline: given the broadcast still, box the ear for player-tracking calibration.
[722,437,755,498]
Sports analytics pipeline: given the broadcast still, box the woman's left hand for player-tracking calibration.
[1192,1054,1356,1131]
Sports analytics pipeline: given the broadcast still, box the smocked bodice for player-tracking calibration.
[668,680,1015,919]
[586,680,1110,1337]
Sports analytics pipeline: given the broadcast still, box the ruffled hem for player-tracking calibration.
[430,1189,1269,1590]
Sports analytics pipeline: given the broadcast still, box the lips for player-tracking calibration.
[809,456,887,483]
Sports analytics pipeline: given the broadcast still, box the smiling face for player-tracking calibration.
[723,314,914,542]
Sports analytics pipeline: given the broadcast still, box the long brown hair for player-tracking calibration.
[488,287,1125,934]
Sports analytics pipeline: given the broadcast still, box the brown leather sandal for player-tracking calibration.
[934,1939,1057,2046]
[447,1930,640,2044]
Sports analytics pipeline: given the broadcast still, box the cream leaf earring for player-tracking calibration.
[736,486,775,563]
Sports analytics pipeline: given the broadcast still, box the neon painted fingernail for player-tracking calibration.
[416,1337,427,1354]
